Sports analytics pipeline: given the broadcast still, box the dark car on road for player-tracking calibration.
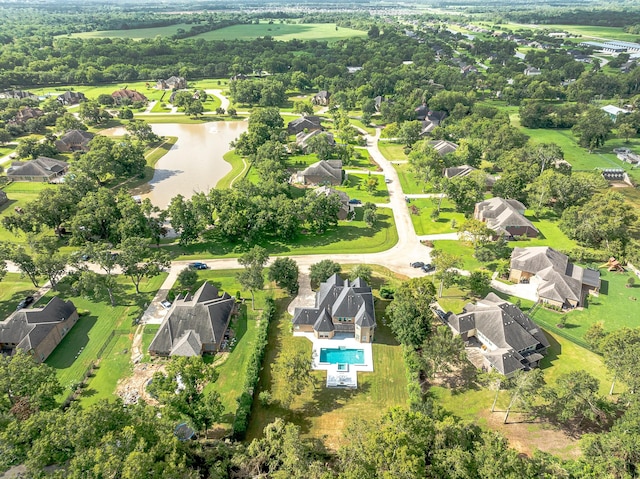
[189,262,208,270]
[422,263,435,273]
[348,198,362,205]
[16,295,35,310]
[410,261,424,268]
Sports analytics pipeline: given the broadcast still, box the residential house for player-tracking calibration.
[420,111,447,136]
[10,107,43,125]
[295,159,343,186]
[614,147,640,164]
[55,129,94,153]
[509,247,601,308]
[287,116,321,135]
[230,73,248,81]
[0,190,8,207]
[296,130,335,151]
[0,297,78,363]
[156,76,187,90]
[314,186,352,220]
[7,157,69,182]
[346,66,363,74]
[446,293,549,376]
[443,164,496,189]
[374,95,386,112]
[0,90,37,100]
[461,64,479,76]
[523,66,542,76]
[56,91,86,105]
[292,274,376,343]
[111,89,148,105]
[148,282,236,357]
[312,90,331,106]
[430,139,458,156]
[474,197,539,239]
[602,105,630,123]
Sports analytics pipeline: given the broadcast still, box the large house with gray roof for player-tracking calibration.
[148,282,236,357]
[7,157,69,182]
[446,293,549,376]
[292,274,376,343]
[57,91,86,106]
[55,129,94,153]
[295,159,344,186]
[474,197,539,239]
[509,247,600,308]
[287,116,322,135]
[0,297,78,363]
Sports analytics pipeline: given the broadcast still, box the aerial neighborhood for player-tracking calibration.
[1,1,640,477]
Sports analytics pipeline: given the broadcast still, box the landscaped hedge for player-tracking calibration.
[403,345,424,410]
[232,297,275,439]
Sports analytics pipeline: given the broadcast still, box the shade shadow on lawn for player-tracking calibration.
[539,332,562,369]
[46,315,98,369]
[0,290,37,320]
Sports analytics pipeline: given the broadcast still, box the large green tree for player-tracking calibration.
[572,107,613,152]
[237,245,269,309]
[386,277,436,348]
[268,257,299,295]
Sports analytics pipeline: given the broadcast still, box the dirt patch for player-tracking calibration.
[116,362,165,406]
[482,409,580,459]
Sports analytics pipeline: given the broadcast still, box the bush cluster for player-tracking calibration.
[232,297,276,439]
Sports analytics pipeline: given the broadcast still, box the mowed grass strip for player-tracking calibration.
[43,273,167,398]
[79,332,133,407]
[409,198,466,235]
[336,172,389,204]
[65,23,196,40]
[0,273,40,320]
[0,182,55,244]
[192,22,367,42]
[169,207,398,259]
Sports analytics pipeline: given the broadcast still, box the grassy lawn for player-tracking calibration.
[42,273,167,400]
[529,268,640,345]
[431,240,488,273]
[216,150,248,190]
[150,101,171,113]
[0,182,55,244]
[192,22,367,42]
[140,324,160,363]
[350,119,376,135]
[430,328,610,459]
[514,212,578,250]
[247,280,408,449]
[393,162,429,195]
[80,332,133,407]
[114,136,178,191]
[64,23,195,39]
[542,25,640,42]
[335,173,389,204]
[378,141,408,162]
[28,81,168,102]
[134,113,236,124]
[409,198,466,235]
[168,207,398,259]
[0,273,39,320]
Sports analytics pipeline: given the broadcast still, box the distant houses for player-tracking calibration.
[312,90,331,106]
[156,76,187,90]
[0,297,78,363]
[9,107,43,125]
[0,190,8,207]
[601,105,630,123]
[295,159,344,186]
[148,282,236,357]
[55,129,94,153]
[57,91,86,106]
[509,246,600,309]
[0,90,37,101]
[7,157,69,182]
[314,186,352,220]
[474,197,539,239]
[287,116,322,135]
[523,66,541,76]
[111,89,148,105]
[296,130,335,151]
[446,293,549,376]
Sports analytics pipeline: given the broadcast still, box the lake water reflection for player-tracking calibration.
[102,121,247,209]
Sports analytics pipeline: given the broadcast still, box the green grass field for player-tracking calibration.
[216,150,248,189]
[42,273,167,400]
[529,268,640,346]
[65,23,196,40]
[335,173,389,204]
[0,182,54,244]
[192,22,366,43]
[409,198,466,235]
[431,240,487,273]
[393,163,430,195]
[378,141,408,163]
[247,283,407,449]
[0,273,40,320]
[168,207,398,259]
[517,213,579,250]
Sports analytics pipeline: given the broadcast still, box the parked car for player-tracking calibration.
[160,300,172,309]
[410,261,424,268]
[384,177,392,183]
[16,295,35,310]
[189,262,208,270]
[348,198,362,205]
[422,263,435,273]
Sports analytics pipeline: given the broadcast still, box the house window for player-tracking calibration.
[362,335,367,341]
[295,325,300,330]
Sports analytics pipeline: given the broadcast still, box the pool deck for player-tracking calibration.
[294,331,374,373]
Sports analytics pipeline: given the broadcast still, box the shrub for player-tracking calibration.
[380,285,395,299]
[258,390,272,407]
[232,297,275,439]
[627,276,635,288]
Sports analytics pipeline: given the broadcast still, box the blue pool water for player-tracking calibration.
[319,348,365,365]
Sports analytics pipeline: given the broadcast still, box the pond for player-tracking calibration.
[102,122,247,209]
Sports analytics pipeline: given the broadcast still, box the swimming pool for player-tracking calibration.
[319,347,365,365]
